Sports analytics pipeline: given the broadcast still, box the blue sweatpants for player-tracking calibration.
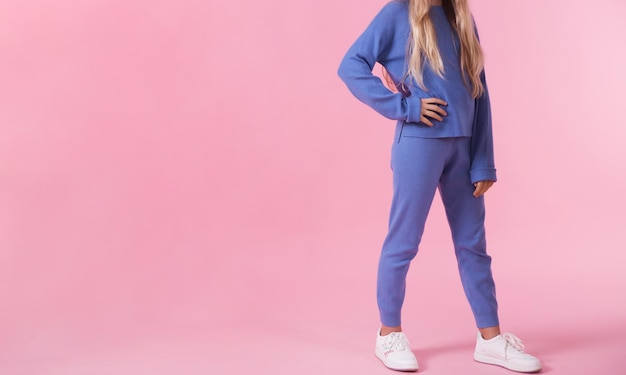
[377,135,499,329]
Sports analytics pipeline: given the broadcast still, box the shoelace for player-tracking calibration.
[384,332,410,353]
[502,333,526,352]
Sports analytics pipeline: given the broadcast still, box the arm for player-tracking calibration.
[469,70,497,185]
[337,2,423,122]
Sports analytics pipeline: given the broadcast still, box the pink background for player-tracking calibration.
[1,0,625,374]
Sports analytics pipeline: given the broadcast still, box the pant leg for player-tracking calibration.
[438,138,499,328]
[377,137,450,327]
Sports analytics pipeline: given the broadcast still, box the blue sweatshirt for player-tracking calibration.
[337,0,496,183]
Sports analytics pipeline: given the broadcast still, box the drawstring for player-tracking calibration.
[502,333,526,352]
[383,332,410,353]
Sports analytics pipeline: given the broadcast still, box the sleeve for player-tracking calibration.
[337,2,423,122]
[469,70,497,184]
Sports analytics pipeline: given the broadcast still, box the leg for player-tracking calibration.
[438,138,499,329]
[438,140,541,373]
[380,325,403,336]
[377,137,449,328]
[375,137,450,373]
[479,326,501,340]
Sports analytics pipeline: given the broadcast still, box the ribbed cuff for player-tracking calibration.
[469,168,497,184]
[404,94,422,123]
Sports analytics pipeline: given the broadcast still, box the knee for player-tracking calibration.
[381,242,420,265]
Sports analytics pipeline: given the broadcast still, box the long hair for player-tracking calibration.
[404,0,485,98]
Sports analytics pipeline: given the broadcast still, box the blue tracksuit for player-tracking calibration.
[337,0,499,328]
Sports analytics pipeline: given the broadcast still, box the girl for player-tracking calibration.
[337,0,541,372]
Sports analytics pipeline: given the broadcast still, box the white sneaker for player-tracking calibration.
[474,332,542,373]
[375,329,418,372]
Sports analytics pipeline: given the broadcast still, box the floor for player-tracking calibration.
[1,232,624,375]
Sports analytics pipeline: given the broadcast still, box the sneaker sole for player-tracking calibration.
[375,348,418,372]
[474,352,542,373]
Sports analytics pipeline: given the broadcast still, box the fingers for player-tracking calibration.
[473,182,485,197]
[424,107,445,121]
[423,99,448,117]
[473,181,495,197]
[423,97,448,106]
[420,97,448,126]
[420,115,434,127]
[428,105,448,117]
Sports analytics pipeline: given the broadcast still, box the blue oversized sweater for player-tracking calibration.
[337,0,497,183]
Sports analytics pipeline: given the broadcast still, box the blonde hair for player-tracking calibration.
[403,0,485,98]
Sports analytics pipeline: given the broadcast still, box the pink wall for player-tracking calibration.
[1,0,625,373]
